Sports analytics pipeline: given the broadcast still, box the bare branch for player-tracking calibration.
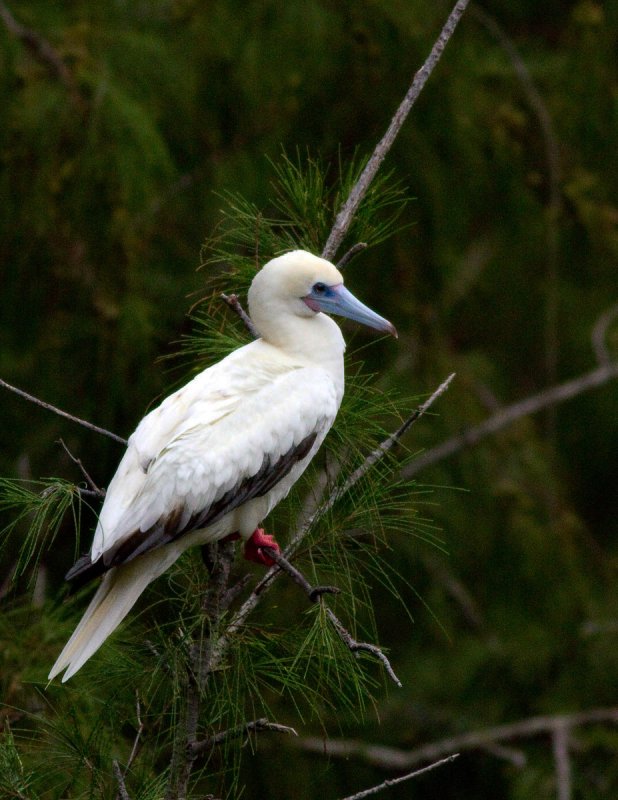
[58,439,105,497]
[298,708,618,771]
[321,0,472,261]
[191,717,297,759]
[472,6,563,410]
[220,293,260,339]
[261,547,401,686]
[0,1,85,110]
[0,378,128,446]
[402,362,618,479]
[591,302,618,366]
[112,760,131,800]
[336,242,368,269]
[325,608,402,688]
[339,754,459,800]
[552,721,572,800]
[126,691,144,774]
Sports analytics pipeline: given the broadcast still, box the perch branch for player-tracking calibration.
[339,754,459,800]
[261,546,340,602]
[0,378,127,446]
[262,547,401,686]
[321,0,471,260]
[191,717,297,758]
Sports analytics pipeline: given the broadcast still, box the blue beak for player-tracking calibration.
[305,283,397,338]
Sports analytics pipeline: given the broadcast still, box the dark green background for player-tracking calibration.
[1,1,617,797]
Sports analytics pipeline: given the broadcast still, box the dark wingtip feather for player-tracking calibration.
[65,554,107,591]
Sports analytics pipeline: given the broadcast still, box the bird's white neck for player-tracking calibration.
[254,311,345,394]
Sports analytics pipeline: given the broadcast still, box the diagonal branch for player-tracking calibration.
[190,717,297,759]
[339,754,459,800]
[220,293,261,339]
[321,0,472,261]
[0,1,85,110]
[0,378,128,445]
[401,361,618,479]
[325,607,401,688]
[298,707,618,772]
[210,374,454,671]
[263,547,402,686]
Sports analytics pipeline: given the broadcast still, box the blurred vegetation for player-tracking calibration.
[0,0,617,798]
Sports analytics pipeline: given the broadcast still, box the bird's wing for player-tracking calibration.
[85,345,338,570]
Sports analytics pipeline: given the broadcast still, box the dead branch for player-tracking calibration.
[220,293,261,339]
[552,720,571,800]
[471,6,563,407]
[0,378,127,446]
[339,754,459,800]
[0,1,85,110]
[325,608,401,688]
[321,0,472,261]
[58,439,105,497]
[402,361,618,479]
[297,707,618,772]
[591,302,618,366]
[112,759,131,800]
[262,547,401,687]
[191,717,297,759]
[336,242,368,269]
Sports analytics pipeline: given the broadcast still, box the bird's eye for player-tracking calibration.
[313,282,327,294]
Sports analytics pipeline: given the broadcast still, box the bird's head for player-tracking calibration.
[248,250,397,341]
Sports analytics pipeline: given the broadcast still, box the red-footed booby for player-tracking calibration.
[49,250,396,681]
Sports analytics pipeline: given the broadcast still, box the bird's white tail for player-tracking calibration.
[48,546,180,682]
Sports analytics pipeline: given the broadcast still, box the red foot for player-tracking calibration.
[244,528,280,567]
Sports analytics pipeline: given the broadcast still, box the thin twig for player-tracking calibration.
[298,707,618,771]
[472,6,563,420]
[402,361,618,479]
[0,0,84,110]
[220,293,261,339]
[337,242,368,269]
[325,608,402,688]
[321,0,471,260]
[126,691,144,774]
[58,439,104,496]
[0,378,127,445]
[591,302,618,366]
[261,547,401,685]
[191,717,298,758]
[339,754,459,800]
[552,721,572,800]
[112,760,131,800]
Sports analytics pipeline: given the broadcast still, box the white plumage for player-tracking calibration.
[49,250,395,681]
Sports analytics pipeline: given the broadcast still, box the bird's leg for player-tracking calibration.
[243,528,280,566]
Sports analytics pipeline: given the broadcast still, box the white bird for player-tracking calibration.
[49,250,396,681]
